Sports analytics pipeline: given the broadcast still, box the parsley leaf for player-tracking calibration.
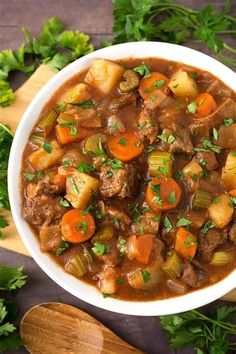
[42,140,52,153]
[224,118,234,127]
[163,216,172,232]
[69,100,95,109]
[176,218,191,227]
[77,162,94,173]
[92,242,110,256]
[133,64,151,78]
[140,269,151,283]
[77,221,88,235]
[187,101,198,113]
[55,240,70,255]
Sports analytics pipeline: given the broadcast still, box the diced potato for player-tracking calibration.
[168,70,198,97]
[183,160,203,180]
[62,148,85,167]
[65,171,99,209]
[28,140,64,171]
[85,59,125,95]
[127,261,163,290]
[208,193,234,228]
[60,83,92,103]
[222,151,236,190]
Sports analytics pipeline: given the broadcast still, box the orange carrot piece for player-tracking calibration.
[61,209,95,243]
[175,227,197,259]
[55,124,90,145]
[146,177,182,211]
[229,189,236,197]
[136,235,154,264]
[107,132,144,162]
[139,72,169,100]
[194,92,217,117]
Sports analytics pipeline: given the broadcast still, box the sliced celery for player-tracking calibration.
[210,251,231,266]
[162,252,182,279]
[91,224,114,244]
[38,110,59,136]
[65,254,87,278]
[192,190,212,209]
[148,151,172,177]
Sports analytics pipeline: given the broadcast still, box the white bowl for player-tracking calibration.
[8,42,236,316]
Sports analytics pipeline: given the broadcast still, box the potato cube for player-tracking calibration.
[60,83,92,103]
[28,140,64,171]
[85,59,125,95]
[65,171,99,209]
[208,193,233,229]
[168,70,198,97]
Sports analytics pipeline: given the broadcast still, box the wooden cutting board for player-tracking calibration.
[0,64,235,301]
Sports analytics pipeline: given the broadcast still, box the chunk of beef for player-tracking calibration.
[39,225,62,252]
[163,123,194,154]
[26,178,64,199]
[198,229,227,262]
[106,207,132,231]
[194,151,218,171]
[138,108,158,143]
[131,212,160,235]
[99,164,137,198]
[181,261,206,288]
[109,92,136,112]
[190,98,236,135]
[23,194,65,226]
[229,222,236,245]
[180,175,199,193]
[100,242,121,267]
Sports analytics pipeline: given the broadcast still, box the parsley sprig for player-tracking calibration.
[112,1,236,69]
[160,306,236,353]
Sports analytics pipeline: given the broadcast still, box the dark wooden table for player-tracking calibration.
[0,1,236,353]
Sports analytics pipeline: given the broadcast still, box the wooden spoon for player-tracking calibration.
[20,302,145,354]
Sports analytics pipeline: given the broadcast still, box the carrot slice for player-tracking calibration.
[194,92,217,117]
[136,235,154,264]
[107,132,144,162]
[139,72,169,100]
[175,227,197,259]
[146,177,182,211]
[229,189,236,197]
[61,209,95,243]
[55,124,90,145]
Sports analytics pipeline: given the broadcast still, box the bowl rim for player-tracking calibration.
[8,41,236,316]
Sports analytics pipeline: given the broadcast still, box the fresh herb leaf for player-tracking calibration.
[0,215,8,240]
[22,172,35,181]
[0,265,27,291]
[69,100,95,109]
[55,240,70,255]
[59,198,70,208]
[167,191,176,204]
[42,140,52,153]
[77,221,88,235]
[92,242,110,256]
[118,137,126,145]
[133,64,151,78]
[77,162,94,173]
[201,220,215,233]
[163,216,172,232]
[153,79,166,88]
[213,127,218,140]
[187,101,198,113]
[118,238,127,256]
[116,278,125,285]
[140,269,151,283]
[224,118,234,127]
[176,218,191,227]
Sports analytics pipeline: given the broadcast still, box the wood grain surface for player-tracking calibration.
[21,302,144,354]
[0,1,236,354]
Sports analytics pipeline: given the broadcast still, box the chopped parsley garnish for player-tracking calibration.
[69,177,79,194]
[167,191,176,204]
[112,216,120,229]
[158,166,168,177]
[163,216,172,232]
[167,134,176,144]
[157,132,175,145]
[201,220,215,233]
[141,269,151,283]
[106,158,123,170]
[55,240,70,256]
[184,233,197,249]
[22,172,35,181]
[202,138,222,153]
[150,93,157,101]
[213,127,218,140]
[102,293,117,298]
[149,182,163,206]
[153,79,166,88]
[187,101,198,113]
[59,199,70,207]
[174,170,183,180]
[224,117,234,127]
[77,221,88,235]
[176,217,191,227]
[118,238,127,256]
[116,278,125,285]
[77,162,94,173]
[118,137,127,145]
[199,158,206,167]
[83,204,97,214]
[106,171,113,178]
[131,203,142,215]
[133,64,151,78]
[42,140,52,153]
[63,160,70,167]
[92,242,110,256]
[60,121,77,136]
[69,100,95,109]
[37,171,45,179]
[145,145,155,154]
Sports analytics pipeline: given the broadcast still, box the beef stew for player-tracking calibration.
[21,57,236,301]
